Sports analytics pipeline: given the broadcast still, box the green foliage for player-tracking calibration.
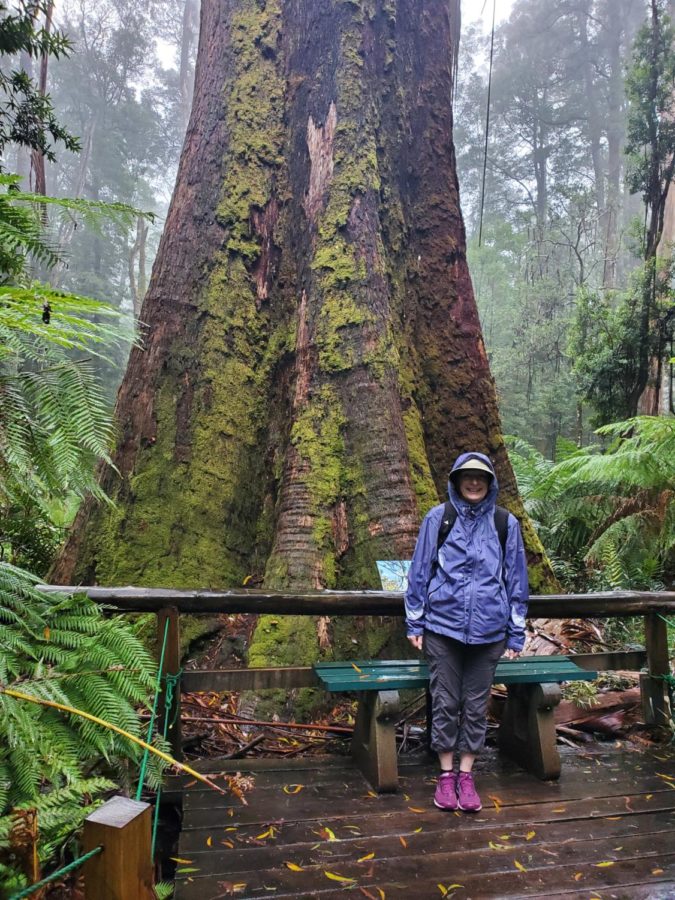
[0,173,147,571]
[624,1,675,210]
[507,416,675,590]
[0,563,159,893]
[0,0,79,164]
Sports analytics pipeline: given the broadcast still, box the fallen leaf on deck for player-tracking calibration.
[399,836,408,848]
[220,839,234,848]
[283,784,303,795]
[652,868,664,875]
[594,861,614,867]
[656,772,675,781]
[176,867,200,874]
[574,873,583,881]
[171,857,193,864]
[256,827,276,840]
[646,794,653,800]
[352,663,363,673]
[613,846,623,851]
[499,835,511,841]
[552,808,566,813]
[367,791,377,798]
[358,888,379,900]
[408,807,425,813]
[319,827,337,841]
[489,841,508,851]
[324,870,356,883]
[358,852,375,862]
[185,780,197,788]
[216,882,246,894]
[514,860,527,872]
[414,827,423,833]
[206,836,213,847]
[525,831,535,840]
[606,816,622,821]
[487,795,502,812]
[284,862,304,871]
[345,825,362,833]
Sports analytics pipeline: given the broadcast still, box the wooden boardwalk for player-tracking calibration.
[174,744,675,899]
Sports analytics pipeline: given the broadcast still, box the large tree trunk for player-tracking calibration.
[52,0,558,663]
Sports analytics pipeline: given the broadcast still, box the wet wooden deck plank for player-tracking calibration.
[174,746,675,899]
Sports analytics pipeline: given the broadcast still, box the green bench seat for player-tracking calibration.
[314,656,596,792]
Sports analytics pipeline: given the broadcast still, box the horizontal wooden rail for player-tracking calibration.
[37,585,675,617]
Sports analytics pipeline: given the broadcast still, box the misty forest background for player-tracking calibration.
[4,0,673,593]
[1,0,675,891]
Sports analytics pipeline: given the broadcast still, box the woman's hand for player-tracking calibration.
[503,648,520,659]
[408,634,423,651]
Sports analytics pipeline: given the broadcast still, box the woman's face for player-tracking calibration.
[457,471,490,504]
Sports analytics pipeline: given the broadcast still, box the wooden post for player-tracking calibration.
[82,796,153,900]
[157,606,182,760]
[641,611,672,726]
[350,690,400,793]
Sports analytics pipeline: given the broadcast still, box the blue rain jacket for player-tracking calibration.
[405,452,529,651]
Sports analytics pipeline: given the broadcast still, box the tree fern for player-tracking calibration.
[0,563,163,893]
[507,417,675,590]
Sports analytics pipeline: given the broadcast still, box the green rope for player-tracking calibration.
[8,846,103,900]
[657,613,675,630]
[151,668,183,860]
[136,617,171,801]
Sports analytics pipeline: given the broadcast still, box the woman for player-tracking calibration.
[405,452,529,812]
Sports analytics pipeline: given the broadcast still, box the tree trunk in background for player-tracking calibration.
[29,0,54,197]
[179,0,200,133]
[52,0,559,667]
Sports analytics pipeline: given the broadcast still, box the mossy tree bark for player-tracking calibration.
[53,0,560,665]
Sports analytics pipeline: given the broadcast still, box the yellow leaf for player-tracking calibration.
[322,827,337,841]
[242,574,253,585]
[324,871,356,883]
[657,771,675,781]
[171,857,193,864]
[438,886,448,897]
[606,816,622,821]
[653,868,664,875]
[284,862,304,872]
[399,836,408,848]
[646,794,653,800]
[594,861,614,868]
[403,793,410,801]
[256,828,274,840]
[414,827,423,833]
[367,790,377,798]
[358,852,375,862]
[488,794,502,812]
[447,887,464,892]
[408,807,425,813]
[352,663,363,673]
[514,860,527,872]
[574,873,583,882]
[225,826,237,832]
[378,891,386,900]
[489,841,508,851]
[232,885,246,893]
[220,839,234,848]
[43,627,50,641]
[526,831,535,840]
[206,836,213,847]
[283,784,304,795]
[552,807,566,813]
[499,835,511,840]
[613,846,623,851]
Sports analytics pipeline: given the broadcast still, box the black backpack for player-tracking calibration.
[435,501,510,572]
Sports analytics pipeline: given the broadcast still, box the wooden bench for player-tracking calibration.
[314,656,597,792]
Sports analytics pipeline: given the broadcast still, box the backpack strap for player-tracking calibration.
[436,500,456,551]
[494,505,509,556]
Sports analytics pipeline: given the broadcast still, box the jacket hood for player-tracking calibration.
[448,452,499,514]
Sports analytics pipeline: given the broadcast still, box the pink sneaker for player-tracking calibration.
[457,771,482,812]
[433,772,458,810]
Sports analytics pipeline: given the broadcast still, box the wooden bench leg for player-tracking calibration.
[351,690,400,793]
[498,682,562,780]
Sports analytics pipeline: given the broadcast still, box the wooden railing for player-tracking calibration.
[43,586,675,762]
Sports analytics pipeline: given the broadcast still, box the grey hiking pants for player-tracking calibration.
[423,629,506,756]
